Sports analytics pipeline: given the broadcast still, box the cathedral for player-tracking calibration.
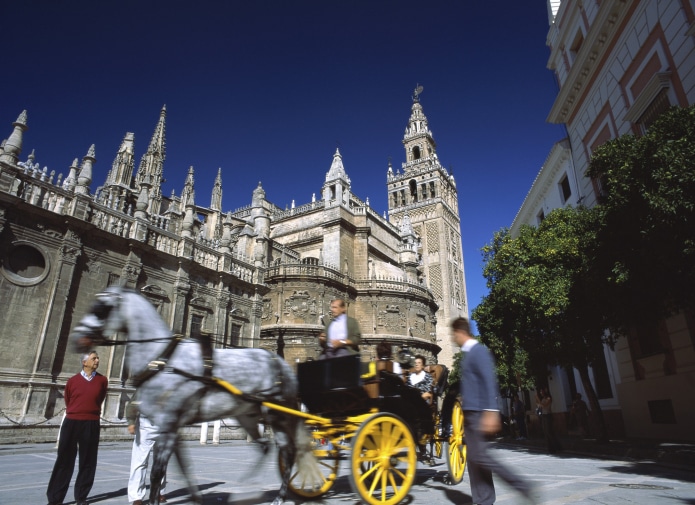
[0,90,468,439]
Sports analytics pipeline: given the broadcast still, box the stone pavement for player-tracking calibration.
[496,433,695,469]
[1,434,694,505]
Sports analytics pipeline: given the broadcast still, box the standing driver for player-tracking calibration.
[318,298,361,359]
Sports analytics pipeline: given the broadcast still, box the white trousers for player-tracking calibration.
[200,419,221,444]
[128,415,166,502]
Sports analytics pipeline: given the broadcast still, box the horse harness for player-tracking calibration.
[88,287,285,405]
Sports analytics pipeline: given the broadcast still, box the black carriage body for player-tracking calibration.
[297,355,435,438]
[297,355,372,416]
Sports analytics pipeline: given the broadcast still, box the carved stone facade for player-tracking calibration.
[0,93,467,439]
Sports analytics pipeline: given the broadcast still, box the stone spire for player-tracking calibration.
[251,182,270,266]
[325,148,350,183]
[75,145,95,195]
[322,148,351,205]
[135,105,167,215]
[402,86,437,173]
[181,175,196,239]
[180,166,195,210]
[211,167,223,211]
[107,132,136,187]
[62,158,79,192]
[0,110,28,164]
[134,174,151,220]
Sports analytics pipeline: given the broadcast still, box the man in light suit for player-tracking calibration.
[451,317,536,505]
[318,298,361,359]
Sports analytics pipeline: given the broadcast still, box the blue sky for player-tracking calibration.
[1,1,566,332]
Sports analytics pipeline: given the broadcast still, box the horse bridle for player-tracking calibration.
[79,288,185,387]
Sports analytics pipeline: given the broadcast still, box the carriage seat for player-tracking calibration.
[362,360,408,399]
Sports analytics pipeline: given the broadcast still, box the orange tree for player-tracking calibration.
[587,105,695,334]
[472,206,611,442]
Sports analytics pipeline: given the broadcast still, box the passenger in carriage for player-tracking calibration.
[408,355,434,404]
[318,298,362,359]
[375,340,403,378]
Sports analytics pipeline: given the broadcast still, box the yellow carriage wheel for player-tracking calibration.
[445,399,467,484]
[349,413,417,505]
[433,411,443,459]
[280,432,339,498]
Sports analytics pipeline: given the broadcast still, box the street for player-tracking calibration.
[1,439,693,504]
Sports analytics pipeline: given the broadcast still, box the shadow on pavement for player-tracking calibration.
[81,487,127,504]
[601,461,695,483]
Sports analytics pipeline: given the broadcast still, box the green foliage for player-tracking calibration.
[472,206,605,387]
[448,350,462,386]
[472,105,695,392]
[587,105,695,332]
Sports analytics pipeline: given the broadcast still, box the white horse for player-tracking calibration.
[71,286,317,505]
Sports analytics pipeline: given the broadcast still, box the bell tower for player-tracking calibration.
[387,86,468,366]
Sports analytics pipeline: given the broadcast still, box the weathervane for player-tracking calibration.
[412,84,424,102]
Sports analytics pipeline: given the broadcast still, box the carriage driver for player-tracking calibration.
[318,298,362,359]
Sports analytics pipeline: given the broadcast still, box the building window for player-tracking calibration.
[636,88,671,133]
[429,182,435,198]
[107,273,121,287]
[413,146,421,160]
[624,72,672,131]
[1,242,50,286]
[559,174,572,203]
[190,314,204,338]
[648,399,676,424]
[537,209,545,224]
[630,320,664,359]
[591,352,613,399]
[229,323,242,347]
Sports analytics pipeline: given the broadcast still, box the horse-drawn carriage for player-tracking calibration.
[71,287,467,505]
[285,354,467,505]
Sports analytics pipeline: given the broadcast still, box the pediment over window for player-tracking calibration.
[140,284,169,301]
[190,296,213,311]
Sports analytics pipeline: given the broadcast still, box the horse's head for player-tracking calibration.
[71,286,125,353]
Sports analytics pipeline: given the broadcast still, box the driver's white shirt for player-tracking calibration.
[327,314,347,347]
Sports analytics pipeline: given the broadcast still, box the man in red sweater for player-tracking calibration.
[47,350,108,505]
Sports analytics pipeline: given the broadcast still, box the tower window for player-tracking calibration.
[409,180,418,203]
[429,182,435,198]
[537,209,545,224]
[413,146,421,160]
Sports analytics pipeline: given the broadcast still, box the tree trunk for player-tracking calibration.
[576,364,609,443]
